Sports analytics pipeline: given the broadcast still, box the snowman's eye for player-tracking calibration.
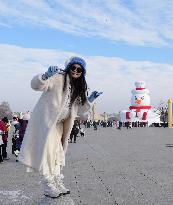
[135,96,137,100]
[141,96,144,100]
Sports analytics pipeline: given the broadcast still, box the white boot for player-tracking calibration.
[43,175,62,198]
[54,175,70,195]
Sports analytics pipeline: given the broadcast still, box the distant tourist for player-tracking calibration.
[11,116,20,161]
[0,119,7,164]
[80,128,85,137]
[69,121,79,143]
[14,112,30,162]
[117,121,122,130]
[1,117,10,160]
[93,121,97,130]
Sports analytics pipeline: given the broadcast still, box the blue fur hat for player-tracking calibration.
[65,56,86,74]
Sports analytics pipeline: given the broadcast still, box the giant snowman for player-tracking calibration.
[120,81,160,125]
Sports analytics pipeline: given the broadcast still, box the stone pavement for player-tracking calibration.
[1,127,173,204]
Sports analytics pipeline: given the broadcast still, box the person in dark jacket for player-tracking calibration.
[11,117,20,155]
[117,121,122,130]
[17,113,30,152]
[14,113,30,162]
[93,121,97,130]
[69,121,79,143]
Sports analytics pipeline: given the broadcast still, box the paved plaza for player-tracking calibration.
[1,127,173,205]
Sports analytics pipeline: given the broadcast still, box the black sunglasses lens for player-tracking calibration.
[70,66,76,71]
[71,66,82,73]
[77,67,83,73]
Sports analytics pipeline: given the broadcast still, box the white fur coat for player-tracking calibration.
[19,73,91,175]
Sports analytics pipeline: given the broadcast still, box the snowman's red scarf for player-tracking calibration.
[136,88,145,90]
[129,105,152,118]
[129,105,152,112]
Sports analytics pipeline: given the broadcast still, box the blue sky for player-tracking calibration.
[1,26,173,64]
[0,0,173,113]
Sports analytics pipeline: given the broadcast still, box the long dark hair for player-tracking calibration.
[63,68,87,105]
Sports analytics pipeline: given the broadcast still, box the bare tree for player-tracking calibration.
[154,100,168,122]
[0,101,13,119]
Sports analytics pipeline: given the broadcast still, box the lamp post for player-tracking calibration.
[168,98,172,128]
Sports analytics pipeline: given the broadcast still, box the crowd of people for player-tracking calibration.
[0,113,30,164]
[82,119,168,130]
[84,120,114,129]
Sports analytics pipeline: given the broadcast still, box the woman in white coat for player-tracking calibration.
[19,56,102,198]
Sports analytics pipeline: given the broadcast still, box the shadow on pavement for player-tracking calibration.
[37,195,75,205]
[165,144,173,147]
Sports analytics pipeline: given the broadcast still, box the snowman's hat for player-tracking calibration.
[135,81,146,90]
[132,81,149,94]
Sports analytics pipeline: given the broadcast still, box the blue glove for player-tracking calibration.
[42,66,59,80]
[88,91,103,103]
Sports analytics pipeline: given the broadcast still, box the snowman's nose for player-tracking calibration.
[136,99,141,104]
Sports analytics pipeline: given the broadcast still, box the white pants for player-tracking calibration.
[40,122,65,177]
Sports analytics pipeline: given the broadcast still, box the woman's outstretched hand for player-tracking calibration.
[42,66,59,80]
[88,91,103,103]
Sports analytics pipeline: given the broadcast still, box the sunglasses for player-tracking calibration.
[70,65,83,73]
